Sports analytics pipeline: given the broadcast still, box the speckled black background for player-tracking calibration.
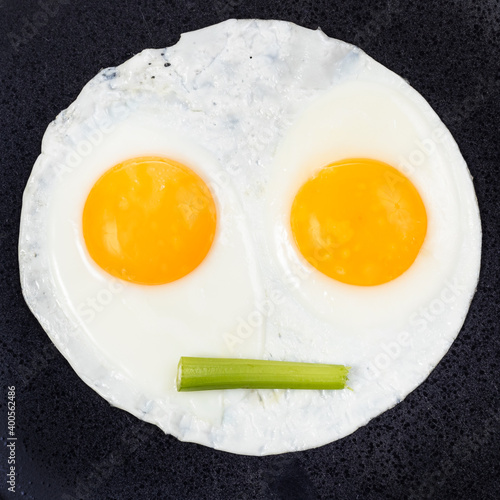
[1,0,499,499]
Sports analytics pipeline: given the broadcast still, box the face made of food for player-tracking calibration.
[19,20,481,455]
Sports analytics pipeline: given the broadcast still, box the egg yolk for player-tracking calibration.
[290,158,427,286]
[82,156,217,285]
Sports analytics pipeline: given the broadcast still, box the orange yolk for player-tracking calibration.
[82,156,217,285]
[290,158,427,286]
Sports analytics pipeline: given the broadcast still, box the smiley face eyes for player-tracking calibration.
[83,156,426,287]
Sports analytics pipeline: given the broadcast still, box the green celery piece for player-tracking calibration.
[176,357,350,391]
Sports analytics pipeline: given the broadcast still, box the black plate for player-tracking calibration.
[1,1,499,499]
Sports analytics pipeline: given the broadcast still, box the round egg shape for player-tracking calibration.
[19,19,481,455]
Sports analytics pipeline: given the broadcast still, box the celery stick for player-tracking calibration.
[176,357,350,391]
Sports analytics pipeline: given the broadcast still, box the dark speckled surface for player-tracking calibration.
[1,1,499,499]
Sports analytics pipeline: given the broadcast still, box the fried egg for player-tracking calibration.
[19,19,481,455]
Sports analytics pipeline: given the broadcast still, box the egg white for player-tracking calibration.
[19,19,481,455]
[266,79,462,332]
